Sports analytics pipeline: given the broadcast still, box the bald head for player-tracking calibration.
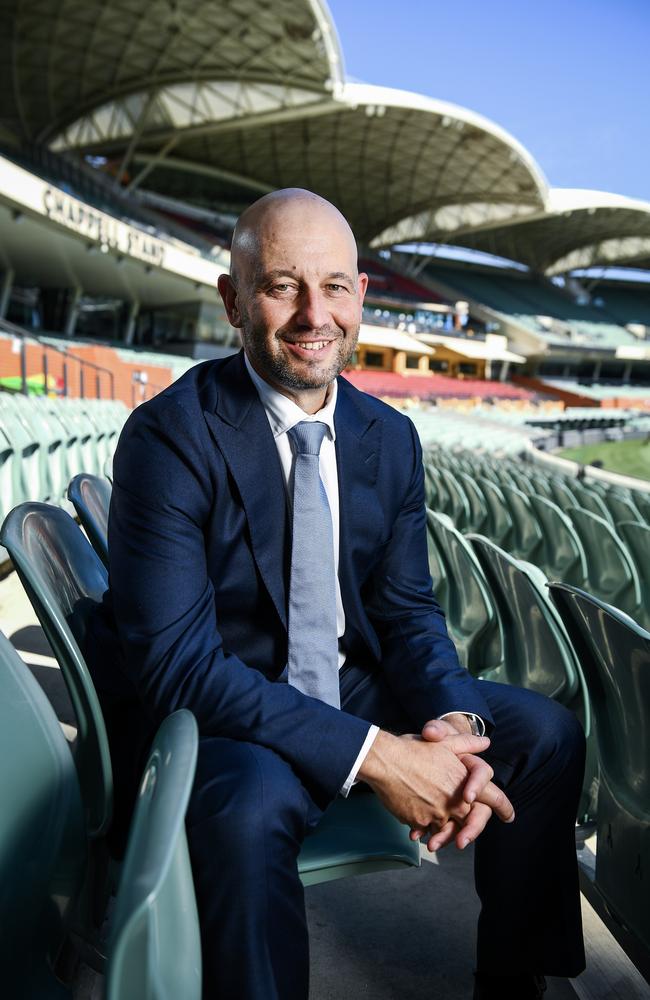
[217,187,367,410]
[230,188,359,289]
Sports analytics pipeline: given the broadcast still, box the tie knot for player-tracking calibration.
[288,420,328,456]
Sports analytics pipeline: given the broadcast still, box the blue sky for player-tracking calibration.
[326,0,650,202]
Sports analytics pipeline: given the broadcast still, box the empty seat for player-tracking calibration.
[547,476,580,513]
[565,506,641,620]
[106,710,201,1000]
[528,494,588,587]
[0,628,86,997]
[438,467,470,529]
[0,502,112,838]
[549,583,650,961]
[500,484,544,562]
[68,473,112,567]
[457,471,489,533]
[426,510,502,676]
[616,521,650,631]
[603,489,644,525]
[570,481,613,524]
[476,477,513,549]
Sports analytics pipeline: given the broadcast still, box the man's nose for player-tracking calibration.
[294,288,330,329]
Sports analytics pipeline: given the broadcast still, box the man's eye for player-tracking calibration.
[327,284,346,292]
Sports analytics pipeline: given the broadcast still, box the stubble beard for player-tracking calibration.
[241,323,359,390]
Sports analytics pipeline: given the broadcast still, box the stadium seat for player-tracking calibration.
[437,467,470,529]
[570,481,613,524]
[565,506,641,620]
[0,502,112,838]
[547,476,580,513]
[298,791,421,886]
[616,521,650,630]
[0,627,86,998]
[476,477,514,549]
[0,392,41,503]
[106,710,202,1000]
[426,510,502,676]
[468,535,582,704]
[549,583,650,962]
[456,471,489,533]
[68,473,111,567]
[602,489,644,525]
[527,495,588,587]
[500,484,544,562]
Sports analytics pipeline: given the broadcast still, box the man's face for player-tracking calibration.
[228,204,367,392]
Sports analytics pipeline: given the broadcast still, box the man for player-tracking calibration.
[89,189,585,1000]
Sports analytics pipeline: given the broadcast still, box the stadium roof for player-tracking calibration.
[446,188,650,275]
[50,80,549,245]
[0,0,343,145]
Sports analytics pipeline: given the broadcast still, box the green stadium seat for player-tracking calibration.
[527,472,554,501]
[106,710,202,1000]
[426,510,502,676]
[616,521,650,631]
[631,490,650,524]
[0,628,86,998]
[476,477,513,549]
[570,481,613,524]
[602,489,644,525]
[457,471,489,533]
[500,484,544,562]
[423,462,442,508]
[549,583,650,963]
[468,535,581,703]
[0,392,41,502]
[565,506,641,620]
[469,538,595,820]
[0,422,18,521]
[68,473,111,567]
[438,467,470,529]
[547,476,580,513]
[527,495,588,587]
[0,502,112,839]
[298,792,421,886]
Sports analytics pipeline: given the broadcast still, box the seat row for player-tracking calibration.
[424,506,650,981]
[425,448,650,630]
[0,481,420,997]
[0,393,128,521]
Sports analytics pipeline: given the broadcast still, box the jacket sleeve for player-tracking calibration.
[363,418,493,731]
[107,395,371,802]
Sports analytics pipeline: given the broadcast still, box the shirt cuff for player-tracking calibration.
[340,724,380,797]
[438,711,486,736]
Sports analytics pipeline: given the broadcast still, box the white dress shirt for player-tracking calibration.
[244,356,378,793]
[244,356,484,796]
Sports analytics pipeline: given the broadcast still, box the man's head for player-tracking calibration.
[217,189,367,408]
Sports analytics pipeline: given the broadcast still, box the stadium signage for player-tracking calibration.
[42,187,165,268]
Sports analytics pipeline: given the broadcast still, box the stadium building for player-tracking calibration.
[1,3,650,998]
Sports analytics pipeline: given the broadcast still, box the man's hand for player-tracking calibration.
[357,728,492,835]
[410,717,515,852]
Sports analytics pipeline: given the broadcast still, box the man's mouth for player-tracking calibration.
[293,340,331,351]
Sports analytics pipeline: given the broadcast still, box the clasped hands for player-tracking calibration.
[358,714,515,854]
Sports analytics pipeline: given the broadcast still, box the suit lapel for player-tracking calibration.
[203,354,290,627]
[335,378,385,617]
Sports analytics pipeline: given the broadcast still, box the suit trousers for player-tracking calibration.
[186,670,586,1000]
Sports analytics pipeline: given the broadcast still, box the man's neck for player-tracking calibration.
[246,356,332,414]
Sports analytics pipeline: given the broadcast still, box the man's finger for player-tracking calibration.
[476,781,515,823]
[426,819,457,853]
[421,719,458,742]
[455,803,493,849]
[446,733,490,756]
[460,753,494,804]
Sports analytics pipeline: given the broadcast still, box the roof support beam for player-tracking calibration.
[131,154,274,197]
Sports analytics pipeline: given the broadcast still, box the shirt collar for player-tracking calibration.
[244,353,337,441]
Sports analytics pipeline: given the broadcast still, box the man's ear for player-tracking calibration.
[217,273,243,328]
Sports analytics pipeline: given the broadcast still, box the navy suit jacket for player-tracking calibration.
[88,351,492,808]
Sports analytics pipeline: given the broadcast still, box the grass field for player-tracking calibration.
[559,437,650,481]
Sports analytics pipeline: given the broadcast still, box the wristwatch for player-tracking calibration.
[463,713,482,736]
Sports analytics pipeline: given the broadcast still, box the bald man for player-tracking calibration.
[88,189,585,1000]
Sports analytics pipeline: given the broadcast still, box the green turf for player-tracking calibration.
[559,438,650,482]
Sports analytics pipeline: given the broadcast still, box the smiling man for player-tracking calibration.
[89,189,586,1000]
